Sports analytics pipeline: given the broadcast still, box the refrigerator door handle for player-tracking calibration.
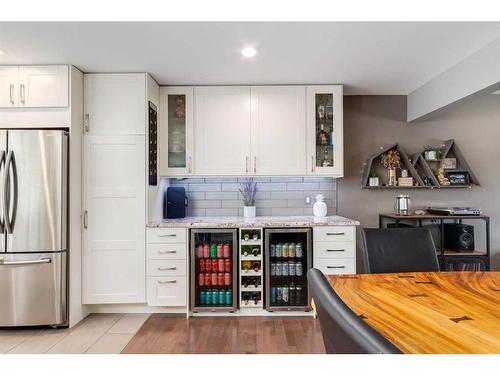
[3,151,18,234]
[0,257,52,266]
[0,150,5,233]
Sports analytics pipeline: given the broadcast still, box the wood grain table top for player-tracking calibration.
[326,272,500,354]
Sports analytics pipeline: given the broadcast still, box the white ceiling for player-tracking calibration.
[0,22,499,94]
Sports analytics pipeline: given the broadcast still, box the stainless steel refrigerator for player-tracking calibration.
[0,130,68,327]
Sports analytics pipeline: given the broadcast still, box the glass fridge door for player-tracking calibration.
[265,228,312,311]
[190,229,238,312]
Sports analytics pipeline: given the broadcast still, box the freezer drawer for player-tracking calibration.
[0,252,67,327]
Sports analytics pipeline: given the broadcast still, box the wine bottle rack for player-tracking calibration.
[239,228,264,309]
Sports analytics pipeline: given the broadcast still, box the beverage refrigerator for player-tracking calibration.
[264,228,312,312]
[190,228,238,312]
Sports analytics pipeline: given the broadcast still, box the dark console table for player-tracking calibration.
[379,213,490,271]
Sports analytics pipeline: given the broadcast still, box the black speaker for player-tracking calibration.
[443,224,474,251]
[164,187,188,219]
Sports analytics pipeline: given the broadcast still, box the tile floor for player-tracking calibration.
[0,313,150,354]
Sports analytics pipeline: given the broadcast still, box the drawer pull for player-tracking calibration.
[326,232,345,236]
[326,249,345,252]
[158,266,177,271]
[158,280,177,284]
[327,265,346,269]
[158,250,177,254]
[158,233,177,237]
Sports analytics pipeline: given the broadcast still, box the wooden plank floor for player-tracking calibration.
[122,315,326,354]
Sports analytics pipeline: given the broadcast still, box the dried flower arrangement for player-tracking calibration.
[238,178,257,207]
[381,150,401,169]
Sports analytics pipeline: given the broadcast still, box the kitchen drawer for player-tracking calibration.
[146,227,187,244]
[147,259,187,277]
[147,276,187,306]
[147,243,187,260]
[313,258,356,275]
[313,241,355,259]
[313,226,355,243]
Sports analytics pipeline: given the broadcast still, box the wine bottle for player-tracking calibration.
[243,293,250,306]
[242,261,251,273]
[252,262,260,272]
[252,293,259,305]
[243,248,249,256]
[252,247,259,257]
[243,278,250,288]
[253,277,260,287]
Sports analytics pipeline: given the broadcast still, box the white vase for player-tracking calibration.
[243,206,256,218]
[313,194,327,217]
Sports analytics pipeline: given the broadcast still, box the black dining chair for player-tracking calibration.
[308,268,401,354]
[361,227,440,273]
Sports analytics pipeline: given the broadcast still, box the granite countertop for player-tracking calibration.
[147,215,360,228]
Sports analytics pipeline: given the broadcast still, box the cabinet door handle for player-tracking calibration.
[83,210,88,229]
[326,249,345,252]
[311,156,315,173]
[245,156,249,173]
[158,279,177,284]
[326,232,345,236]
[159,233,177,237]
[158,250,177,254]
[84,114,90,133]
[158,266,177,271]
[188,156,192,173]
[20,84,25,104]
[254,156,257,173]
[327,265,345,269]
[9,84,14,104]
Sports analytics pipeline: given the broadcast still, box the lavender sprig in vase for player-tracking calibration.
[239,178,257,218]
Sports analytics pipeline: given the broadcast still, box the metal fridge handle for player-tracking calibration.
[0,257,52,266]
[0,150,5,233]
[3,151,18,234]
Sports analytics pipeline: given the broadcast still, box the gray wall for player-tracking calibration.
[168,177,337,217]
[338,94,500,270]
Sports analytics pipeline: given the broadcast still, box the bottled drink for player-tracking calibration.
[243,277,250,288]
[218,258,225,272]
[217,273,224,286]
[289,282,296,305]
[211,259,218,273]
[217,244,223,258]
[252,261,260,272]
[243,248,249,257]
[242,261,251,272]
[275,243,282,258]
[296,285,303,304]
[197,244,204,258]
[206,289,212,305]
[224,258,231,272]
[203,244,210,258]
[282,243,289,258]
[204,273,211,286]
[296,243,303,258]
[282,261,289,276]
[243,293,250,305]
[225,290,232,305]
[270,244,276,258]
[223,243,231,258]
[219,290,226,305]
[276,287,283,303]
[295,262,303,276]
[198,273,205,286]
[282,286,289,304]
[210,244,217,258]
[288,261,296,276]
[211,273,217,286]
[252,247,260,257]
[270,262,276,276]
[253,277,259,287]
[224,272,231,286]
[271,287,277,303]
[200,290,206,305]
[199,259,206,272]
[252,293,259,305]
[288,243,296,258]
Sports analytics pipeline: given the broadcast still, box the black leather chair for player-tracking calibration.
[362,228,440,273]
[308,268,401,354]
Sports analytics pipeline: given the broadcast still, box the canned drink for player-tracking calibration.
[199,258,206,272]
[288,243,296,258]
[295,262,303,276]
[219,290,226,305]
[198,273,205,286]
[218,258,225,272]
[224,272,231,286]
[217,244,223,258]
[204,273,211,286]
[197,244,204,258]
[225,290,232,305]
[282,261,289,276]
[275,243,282,258]
[223,243,231,258]
[296,243,303,258]
[276,287,283,303]
[282,286,289,303]
[282,243,289,258]
[288,261,296,276]
[200,290,206,305]
[211,273,218,286]
[210,244,217,258]
[276,262,282,276]
[211,290,218,305]
[206,289,212,305]
[204,258,211,272]
[224,258,231,272]
[203,244,210,258]
[271,287,277,303]
[270,244,276,258]
[270,262,276,276]
[211,259,218,273]
[218,273,224,286]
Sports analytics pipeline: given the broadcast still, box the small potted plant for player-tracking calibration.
[239,178,257,218]
[368,172,380,187]
[423,145,442,161]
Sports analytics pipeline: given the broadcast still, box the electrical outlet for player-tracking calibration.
[305,196,311,204]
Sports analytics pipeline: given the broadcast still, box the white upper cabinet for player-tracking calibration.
[306,85,344,177]
[0,65,68,108]
[84,74,147,135]
[18,65,69,107]
[159,87,194,176]
[250,86,306,175]
[194,86,251,175]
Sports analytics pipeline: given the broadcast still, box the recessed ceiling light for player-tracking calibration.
[241,46,258,58]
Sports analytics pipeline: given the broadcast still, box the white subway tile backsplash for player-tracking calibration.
[271,207,304,216]
[221,183,240,192]
[205,208,239,216]
[270,177,303,183]
[189,199,222,209]
[255,199,288,208]
[206,192,239,200]
[256,182,287,191]
[186,192,205,200]
[271,191,303,200]
[189,183,221,192]
[221,200,244,208]
[286,182,320,191]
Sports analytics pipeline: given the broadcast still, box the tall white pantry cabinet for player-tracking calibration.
[82,73,159,304]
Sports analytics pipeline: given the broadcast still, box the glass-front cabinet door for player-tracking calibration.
[306,85,343,177]
[159,86,194,176]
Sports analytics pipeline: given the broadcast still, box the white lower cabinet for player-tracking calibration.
[313,226,356,275]
[146,228,188,307]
